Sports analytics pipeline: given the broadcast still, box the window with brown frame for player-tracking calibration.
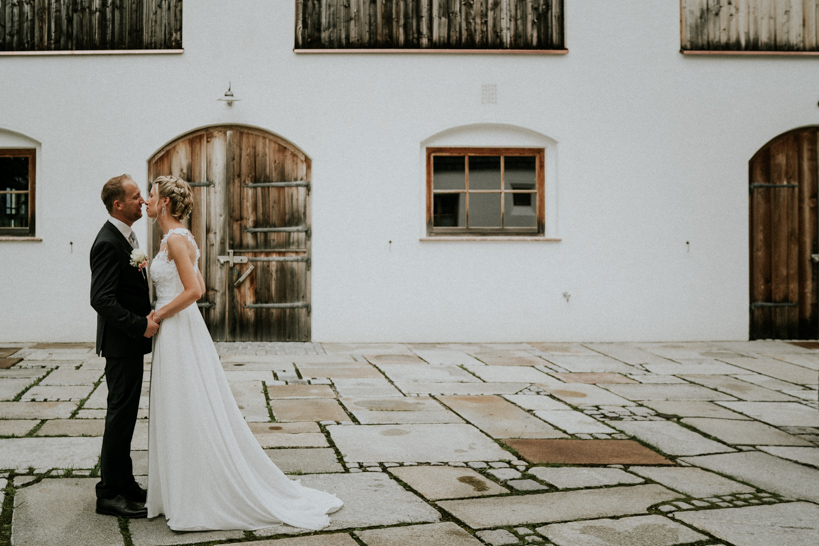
[426,148,545,237]
[0,149,36,237]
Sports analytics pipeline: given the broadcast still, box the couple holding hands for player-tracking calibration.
[89,174,341,531]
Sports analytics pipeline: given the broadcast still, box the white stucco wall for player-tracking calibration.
[1,0,818,342]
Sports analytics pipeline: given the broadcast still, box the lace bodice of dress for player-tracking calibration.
[150,228,200,304]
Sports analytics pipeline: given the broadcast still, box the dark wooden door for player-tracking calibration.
[148,126,312,341]
[749,127,819,339]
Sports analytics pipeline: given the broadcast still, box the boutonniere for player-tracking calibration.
[130,248,149,271]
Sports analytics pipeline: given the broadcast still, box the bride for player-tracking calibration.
[144,175,342,531]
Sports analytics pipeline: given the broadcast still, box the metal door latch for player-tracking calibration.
[234,264,255,287]
[217,249,248,266]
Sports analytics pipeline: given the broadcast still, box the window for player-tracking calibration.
[0,0,182,53]
[426,148,544,236]
[296,0,565,52]
[681,0,819,54]
[0,149,35,237]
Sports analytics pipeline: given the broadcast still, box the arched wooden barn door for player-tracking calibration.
[749,127,818,340]
[148,126,312,341]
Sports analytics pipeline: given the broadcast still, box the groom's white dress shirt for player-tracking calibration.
[109,217,139,248]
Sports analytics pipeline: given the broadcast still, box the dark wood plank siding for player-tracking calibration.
[296,0,564,49]
[0,0,181,51]
[683,0,819,52]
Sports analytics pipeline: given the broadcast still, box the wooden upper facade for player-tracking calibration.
[0,0,182,52]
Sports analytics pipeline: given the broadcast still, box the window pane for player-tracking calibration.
[433,156,465,190]
[505,156,536,191]
[433,193,465,227]
[504,193,537,228]
[0,192,29,228]
[469,193,501,227]
[469,156,501,190]
[0,157,30,192]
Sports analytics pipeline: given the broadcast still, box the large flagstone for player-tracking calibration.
[269,399,351,422]
[388,465,508,500]
[717,356,818,385]
[0,401,77,419]
[411,350,484,366]
[253,473,441,537]
[20,384,94,402]
[640,400,751,419]
[35,419,105,437]
[11,478,122,546]
[397,382,529,395]
[377,364,481,385]
[681,417,812,446]
[437,484,679,528]
[606,420,734,456]
[130,517,242,545]
[674,502,819,546]
[537,355,637,374]
[757,446,819,468]
[627,466,754,497]
[601,383,736,401]
[536,383,636,406]
[503,439,673,465]
[355,522,482,546]
[715,401,818,427]
[0,379,33,400]
[583,344,674,366]
[242,534,358,546]
[527,467,644,489]
[537,514,708,546]
[681,451,819,502]
[534,410,616,434]
[296,365,384,379]
[340,397,463,424]
[643,361,749,375]
[0,437,101,471]
[0,419,38,436]
[38,369,103,386]
[437,395,567,439]
[463,365,553,383]
[503,394,573,411]
[229,380,273,421]
[328,423,512,462]
[331,377,403,398]
[264,448,344,474]
[680,374,798,401]
[266,385,336,398]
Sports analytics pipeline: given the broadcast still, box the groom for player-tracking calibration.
[90,174,160,519]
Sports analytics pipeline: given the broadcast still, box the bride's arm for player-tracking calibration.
[155,234,205,321]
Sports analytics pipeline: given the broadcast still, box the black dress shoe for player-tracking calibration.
[96,495,148,518]
[123,485,147,503]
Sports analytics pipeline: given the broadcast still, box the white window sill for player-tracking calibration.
[0,237,42,242]
[420,236,561,242]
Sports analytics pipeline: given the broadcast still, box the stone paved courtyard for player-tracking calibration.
[1,340,818,545]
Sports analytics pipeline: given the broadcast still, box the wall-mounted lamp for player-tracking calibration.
[218,83,241,107]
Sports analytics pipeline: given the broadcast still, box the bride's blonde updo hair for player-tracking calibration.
[153,175,194,219]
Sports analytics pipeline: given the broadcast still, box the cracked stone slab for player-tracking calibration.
[503,394,573,411]
[717,357,818,385]
[356,522,482,546]
[503,439,673,465]
[254,473,441,537]
[674,502,819,546]
[0,437,101,471]
[606,420,734,456]
[340,397,463,424]
[437,484,678,528]
[640,400,751,419]
[12,478,123,545]
[680,374,798,401]
[388,465,509,500]
[681,451,819,503]
[437,395,568,439]
[527,467,643,489]
[680,417,813,446]
[601,383,736,401]
[715,401,818,427]
[537,514,708,546]
[537,383,637,407]
[628,466,754,497]
[328,424,512,462]
[757,446,819,468]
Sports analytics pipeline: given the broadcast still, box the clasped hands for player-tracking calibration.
[143,310,163,338]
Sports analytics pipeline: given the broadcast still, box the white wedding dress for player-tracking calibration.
[146,228,342,531]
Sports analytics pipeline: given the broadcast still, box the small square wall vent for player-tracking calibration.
[481,84,498,104]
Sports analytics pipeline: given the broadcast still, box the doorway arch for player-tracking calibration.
[148,125,312,341]
[749,126,818,339]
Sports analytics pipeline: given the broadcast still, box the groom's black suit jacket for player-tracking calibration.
[90,221,152,357]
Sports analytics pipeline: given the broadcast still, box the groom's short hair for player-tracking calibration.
[101,174,134,213]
